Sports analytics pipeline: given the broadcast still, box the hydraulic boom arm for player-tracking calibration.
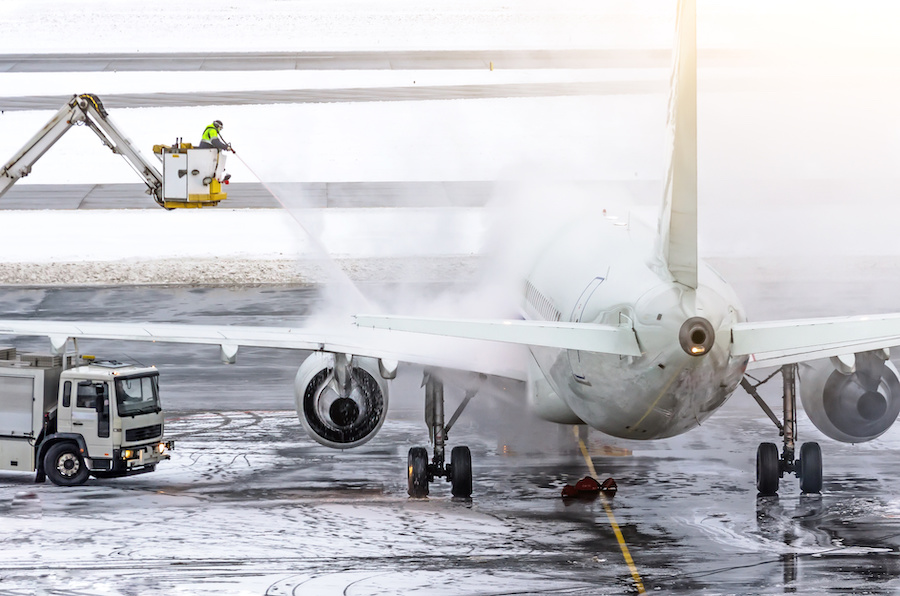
[0,94,165,206]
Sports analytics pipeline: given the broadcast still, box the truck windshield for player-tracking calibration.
[115,374,161,416]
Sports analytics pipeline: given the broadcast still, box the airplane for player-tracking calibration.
[3,0,900,499]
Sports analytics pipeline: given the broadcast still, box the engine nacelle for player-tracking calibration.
[294,352,389,449]
[799,350,900,443]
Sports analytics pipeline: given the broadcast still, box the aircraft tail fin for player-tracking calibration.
[655,0,698,289]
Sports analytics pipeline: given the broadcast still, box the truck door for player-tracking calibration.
[163,152,188,200]
[73,381,112,459]
[57,380,73,430]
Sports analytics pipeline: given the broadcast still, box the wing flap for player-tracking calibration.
[732,314,900,369]
[354,314,642,356]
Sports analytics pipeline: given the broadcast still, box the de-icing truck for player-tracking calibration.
[0,347,173,486]
[0,93,230,209]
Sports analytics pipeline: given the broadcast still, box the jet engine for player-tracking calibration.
[799,350,900,443]
[294,352,389,449]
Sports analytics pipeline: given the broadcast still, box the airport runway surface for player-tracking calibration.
[0,48,784,112]
[0,81,667,111]
[1,286,900,595]
[0,49,752,73]
[0,181,661,210]
[0,49,677,112]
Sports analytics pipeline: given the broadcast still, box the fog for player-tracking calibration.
[2,1,899,322]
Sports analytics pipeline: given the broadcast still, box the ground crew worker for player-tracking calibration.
[199,120,232,151]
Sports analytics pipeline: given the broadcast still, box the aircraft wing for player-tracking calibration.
[732,313,900,369]
[0,318,531,381]
[0,314,643,382]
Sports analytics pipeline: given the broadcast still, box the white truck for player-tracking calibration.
[0,347,173,486]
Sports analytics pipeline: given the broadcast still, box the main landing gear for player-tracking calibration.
[407,371,475,499]
[742,364,823,496]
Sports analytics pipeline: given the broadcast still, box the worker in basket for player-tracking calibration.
[198,119,233,184]
[198,120,234,152]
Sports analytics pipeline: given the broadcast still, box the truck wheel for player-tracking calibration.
[44,443,89,486]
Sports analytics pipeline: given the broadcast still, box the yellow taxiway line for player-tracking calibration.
[574,427,646,594]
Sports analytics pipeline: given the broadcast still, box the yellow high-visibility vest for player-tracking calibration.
[201,124,220,143]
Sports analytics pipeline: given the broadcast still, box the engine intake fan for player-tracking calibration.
[800,350,900,443]
[294,352,389,449]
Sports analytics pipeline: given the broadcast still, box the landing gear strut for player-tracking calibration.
[407,371,475,499]
[742,364,822,495]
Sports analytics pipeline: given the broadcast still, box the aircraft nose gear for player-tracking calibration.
[407,371,476,499]
[742,364,823,496]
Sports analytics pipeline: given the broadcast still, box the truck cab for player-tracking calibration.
[0,349,173,486]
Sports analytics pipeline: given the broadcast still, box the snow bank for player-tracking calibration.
[0,208,485,285]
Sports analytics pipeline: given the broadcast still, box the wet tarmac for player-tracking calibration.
[2,286,900,594]
[0,81,668,113]
[0,180,661,210]
[0,49,754,74]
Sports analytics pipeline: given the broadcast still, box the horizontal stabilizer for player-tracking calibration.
[354,314,642,356]
[732,313,900,369]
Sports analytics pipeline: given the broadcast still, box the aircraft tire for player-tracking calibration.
[450,446,472,498]
[408,447,429,498]
[799,442,823,494]
[756,442,780,496]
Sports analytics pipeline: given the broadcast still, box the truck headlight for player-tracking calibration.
[122,449,134,459]
[157,443,167,454]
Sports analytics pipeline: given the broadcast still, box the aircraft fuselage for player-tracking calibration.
[525,215,749,439]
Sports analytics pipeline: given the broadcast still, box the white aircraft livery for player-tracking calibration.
[4,0,900,498]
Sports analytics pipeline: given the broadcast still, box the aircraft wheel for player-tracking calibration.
[44,442,89,487]
[408,447,429,498]
[756,442,780,496]
[798,442,823,494]
[450,446,472,498]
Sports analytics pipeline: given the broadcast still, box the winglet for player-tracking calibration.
[655,0,698,289]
